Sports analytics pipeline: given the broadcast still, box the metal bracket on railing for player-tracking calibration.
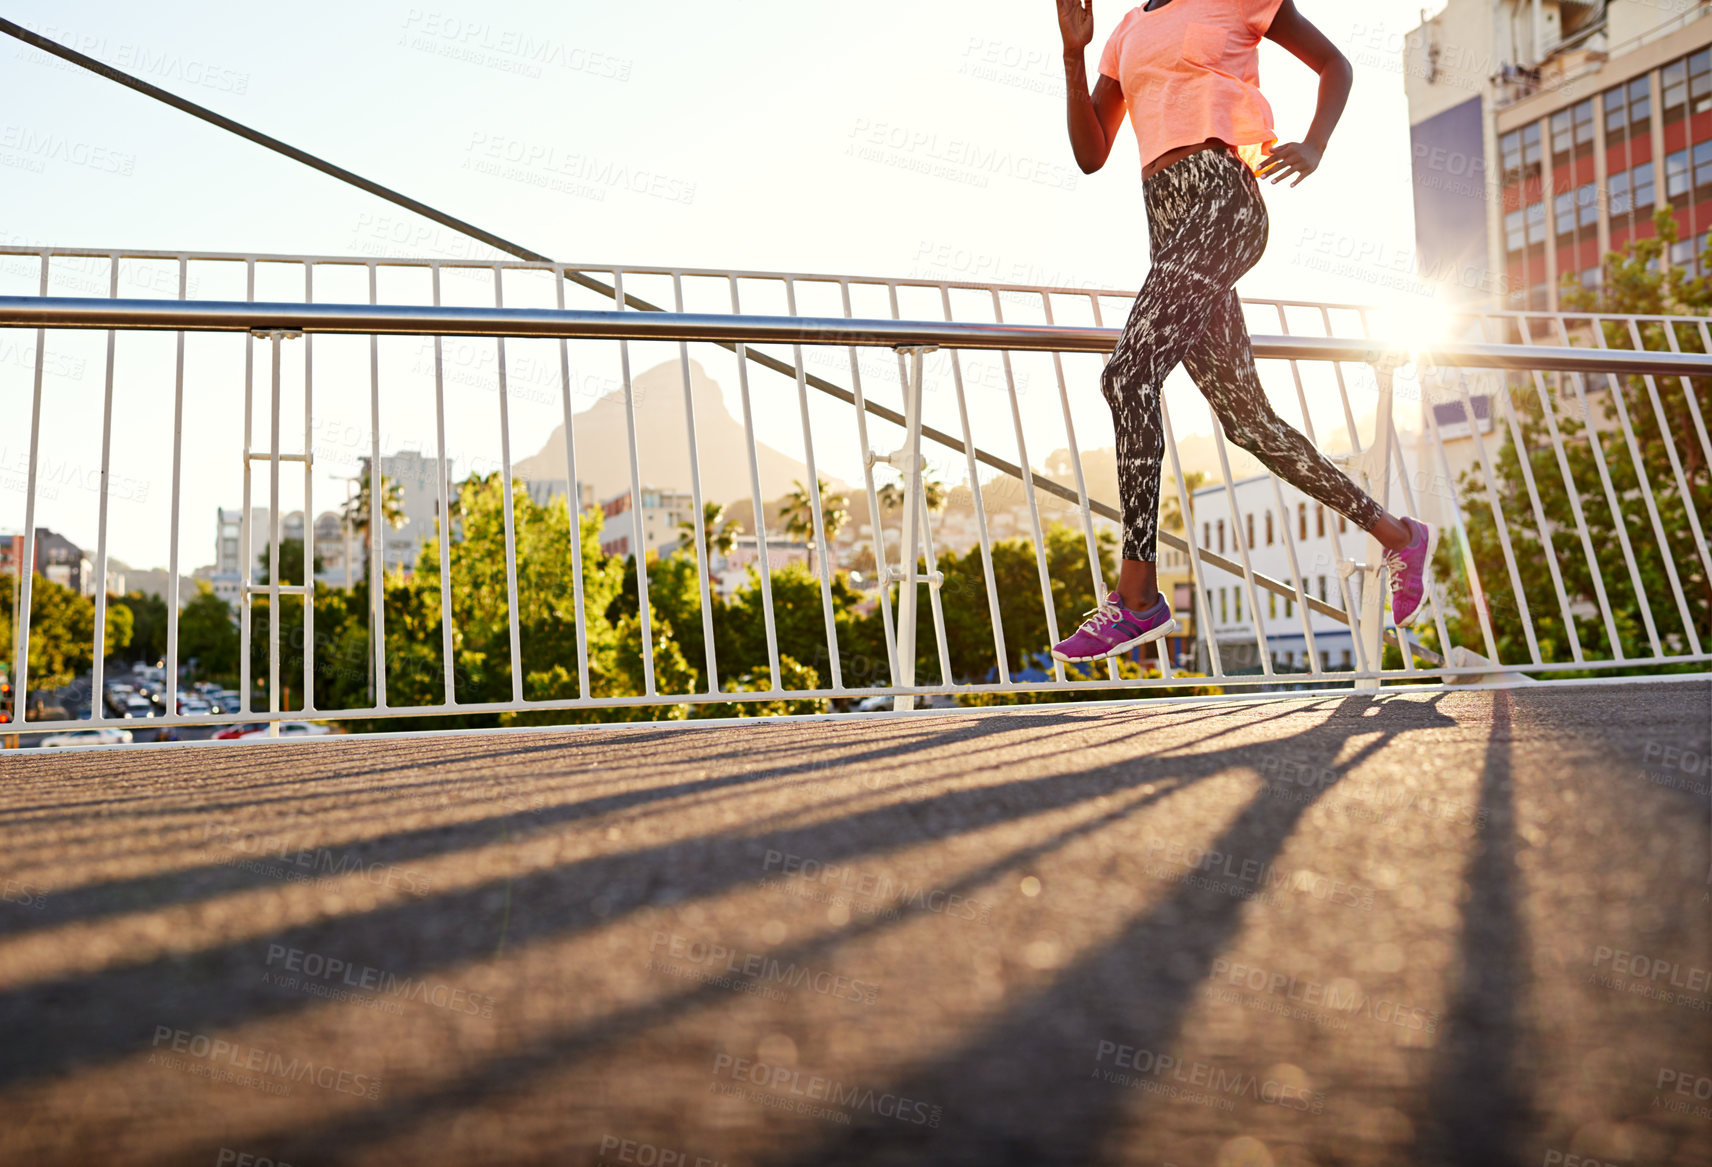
[889,345,937,712]
[248,328,303,340]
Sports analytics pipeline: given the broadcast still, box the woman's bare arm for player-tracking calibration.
[1058,0,1128,174]
[1255,0,1353,185]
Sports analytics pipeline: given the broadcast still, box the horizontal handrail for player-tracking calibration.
[7,296,1712,377]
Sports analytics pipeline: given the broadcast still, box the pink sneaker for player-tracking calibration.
[1383,517,1438,626]
[1051,592,1178,663]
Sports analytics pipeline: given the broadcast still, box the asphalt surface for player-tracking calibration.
[1,682,1709,1167]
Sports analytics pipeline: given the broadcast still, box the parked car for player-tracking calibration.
[212,722,269,740]
[40,727,133,747]
[124,696,155,718]
[235,722,333,740]
[178,698,212,716]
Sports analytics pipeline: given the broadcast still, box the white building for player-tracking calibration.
[213,507,306,605]
[714,535,813,596]
[598,485,695,560]
[1188,473,1408,673]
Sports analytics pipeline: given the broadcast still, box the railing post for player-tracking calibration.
[888,346,937,712]
[1341,354,1402,690]
[249,328,303,737]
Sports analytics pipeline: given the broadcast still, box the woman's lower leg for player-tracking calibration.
[1117,560,1159,612]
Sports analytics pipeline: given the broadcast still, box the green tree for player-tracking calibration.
[0,573,134,690]
[780,477,851,546]
[1421,206,1711,668]
[258,538,322,586]
[178,581,239,683]
[876,472,948,517]
[341,469,407,581]
[114,591,169,664]
[677,500,740,561]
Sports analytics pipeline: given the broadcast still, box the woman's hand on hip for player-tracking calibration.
[1255,141,1322,187]
[1057,0,1094,51]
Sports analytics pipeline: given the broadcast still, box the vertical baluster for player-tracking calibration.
[728,277,782,690]
[493,267,525,703]
[990,288,1066,683]
[1040,292,1119,683]
[554,269,592,701]
[672,273,720,694]
[165,258,186,720]
[10,254,49,727]
[431,266,456,706]
[942,285,1010,686]
[366,262,387,708]
[785,278,844,691]
[843,280,901,692]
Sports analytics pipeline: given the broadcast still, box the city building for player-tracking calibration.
[1186,474,1417,673]
[715,535,813,596]
[1155,541,1198,670]
[598,485,696,560]
[518,477,595,514]
[358,450,449,577]
[1405,0,1712,309]
[0,528,102,595]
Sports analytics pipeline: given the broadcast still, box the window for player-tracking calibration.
[1298,503,1308,540]
[1265,511,1274,544]
[1246,512,1255,549]
[1554,190,1575,238]
[1234,588,1242,622]
[1268,592,1277,619]
[1505,208,1526,252]
[1284,597,1293,618]
[1577,182,1598,228]
[1580,266,1601,288]
[1318,575,1328,602]
[1526,201,1546,245]
[1551,107,1573,158]
[1664,56,1688,120]
[1219,589,1228,624]
[1629,77,1652,126]
[1341,649,1352,670]
[1605,83,1628,144]
[1217,519,1225,554]
[1635,161,1656,210]
[1338,514,1347,534]
[1694,48,1712,114]
[1667,148,1691,199]
[1574,97,1595,155]
[1315,505,1325,538]
[1609,169,1631,215]
[1521,122,1542,179]
[1695,140,1712,190]
[1203,521,1210,549]
[1500,128,1523,183]
[1671,237,1695,273]
[1550,102,1595,166]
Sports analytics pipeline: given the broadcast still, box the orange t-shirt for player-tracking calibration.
[1097,0,1286,174]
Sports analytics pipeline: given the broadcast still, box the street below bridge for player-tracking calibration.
[1,682,1708,1166]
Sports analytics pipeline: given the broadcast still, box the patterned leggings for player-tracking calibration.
[1102,144,1385,562]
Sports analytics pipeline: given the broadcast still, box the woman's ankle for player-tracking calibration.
[1119,588,1160,613]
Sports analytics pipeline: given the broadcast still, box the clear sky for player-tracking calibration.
[0,0,1450,573]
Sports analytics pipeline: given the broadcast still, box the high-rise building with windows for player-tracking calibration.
[1404,1,1712,309]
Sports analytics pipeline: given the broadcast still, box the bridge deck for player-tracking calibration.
[2,683,1709,1166]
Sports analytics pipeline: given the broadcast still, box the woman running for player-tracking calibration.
[1049,0,1436,664]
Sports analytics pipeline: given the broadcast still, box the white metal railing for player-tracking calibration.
[1,245,1709,740]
